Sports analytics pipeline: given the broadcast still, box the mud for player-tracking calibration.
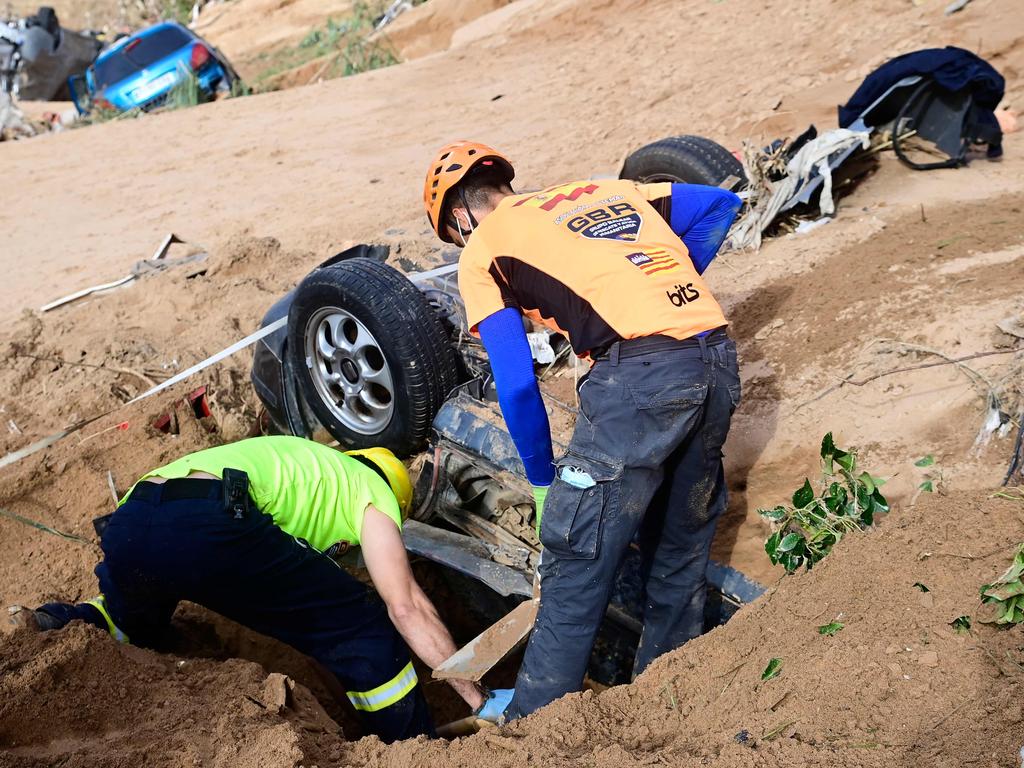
[2,491,1022,766]
[0,622,337,768]
[303,490,1024,767]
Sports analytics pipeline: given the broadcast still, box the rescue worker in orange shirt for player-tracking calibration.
[423,141,743,720]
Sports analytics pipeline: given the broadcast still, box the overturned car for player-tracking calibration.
[250,136,762,682]
[1,6,101,101]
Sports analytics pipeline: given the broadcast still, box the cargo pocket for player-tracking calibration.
[727,381,742,415]
[540,452,624,560]
[628,380,707,410]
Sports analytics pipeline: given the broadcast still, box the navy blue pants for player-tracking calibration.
[507,333,740,719]
[42,479,433,743]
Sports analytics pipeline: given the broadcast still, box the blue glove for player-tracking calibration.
[475,688,514,722]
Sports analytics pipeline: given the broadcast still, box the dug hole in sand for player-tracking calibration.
[1,491,1021,766]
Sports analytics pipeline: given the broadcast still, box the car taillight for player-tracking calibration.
[190,43,211,70]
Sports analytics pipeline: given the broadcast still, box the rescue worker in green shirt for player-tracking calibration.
[15,436,512,742]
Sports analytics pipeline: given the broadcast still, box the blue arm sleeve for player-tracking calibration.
[668,184,742,274]
[477,308,555,487]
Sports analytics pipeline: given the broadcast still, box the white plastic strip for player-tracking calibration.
[2,261,457,473]
[127,263,454,404]
[408,263,458,283]
[40,275,137,313]
[0,425,83,471]
[126,316,286,404]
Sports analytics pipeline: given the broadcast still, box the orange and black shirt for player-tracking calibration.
[458,179,729,358]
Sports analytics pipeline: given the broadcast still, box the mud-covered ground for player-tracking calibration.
[2,491,1022,767]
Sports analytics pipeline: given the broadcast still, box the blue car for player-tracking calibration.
[70,21,235,113]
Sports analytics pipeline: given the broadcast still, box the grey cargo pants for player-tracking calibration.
[506,331,741,720]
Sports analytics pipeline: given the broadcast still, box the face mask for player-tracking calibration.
[455,211,474,247]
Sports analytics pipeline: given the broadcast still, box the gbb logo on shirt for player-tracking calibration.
[566,202,643,241]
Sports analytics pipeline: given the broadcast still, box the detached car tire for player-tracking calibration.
[287,257,459,457]
[620,135,746,189]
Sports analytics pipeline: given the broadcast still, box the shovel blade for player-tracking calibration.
[433,598,539,682]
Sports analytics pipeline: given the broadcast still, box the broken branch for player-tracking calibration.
[798,348,1016,409]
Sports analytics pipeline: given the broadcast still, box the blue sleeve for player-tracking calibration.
[477,308,555,487]
[667,184,742,274]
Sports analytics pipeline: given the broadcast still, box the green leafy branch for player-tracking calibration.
[914,454,944,494]
[818,621,844,636]
[761,657,782,681]
[980,543,1024,626]
[760,433,889,574]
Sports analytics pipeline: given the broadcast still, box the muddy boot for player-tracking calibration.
[7,605,69,632]
[7,601,110,634]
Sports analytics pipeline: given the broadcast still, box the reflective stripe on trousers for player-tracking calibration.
[346,661,418,712]
[86,595,129,643]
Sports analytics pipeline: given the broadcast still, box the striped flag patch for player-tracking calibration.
[625,250,679,276]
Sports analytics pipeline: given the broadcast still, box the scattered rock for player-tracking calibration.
[754,318,786,341]
[262,672,294,714]
[918,651,939,668]
[997,313,1024,340]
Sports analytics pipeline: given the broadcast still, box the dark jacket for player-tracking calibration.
[839,46,1004,160]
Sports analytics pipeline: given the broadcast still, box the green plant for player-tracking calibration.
[339,34,398,76]
[74,103,142,128]
[818,621,844,636]
[979,544,1024,626]
[760,433,889,574]
[761,658,782,681]
[165,67,206,110]
[230,78,251,98]
[161,0,194,24]
[949,615,971,634]
[253,1,399,87]
[914,454,944,493]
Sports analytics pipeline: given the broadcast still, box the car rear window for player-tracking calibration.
[93,26,192,88]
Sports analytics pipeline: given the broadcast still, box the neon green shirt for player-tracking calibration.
[124,436,401,551]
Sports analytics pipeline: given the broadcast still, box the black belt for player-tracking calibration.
[594,327,729,362]
[127,478,224,504]
[96,478,226,539]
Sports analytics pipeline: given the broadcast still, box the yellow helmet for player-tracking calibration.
[345,447,413,519]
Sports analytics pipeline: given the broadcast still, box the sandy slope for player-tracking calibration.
[3,0,127,29]
[191,0,359,66]
[3,0,1021,319]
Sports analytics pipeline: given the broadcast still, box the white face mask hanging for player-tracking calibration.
[455,212,474,246]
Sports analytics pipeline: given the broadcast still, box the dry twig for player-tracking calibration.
[797,346,1016,410]
[932,697,974,729]
[15,353,157,387]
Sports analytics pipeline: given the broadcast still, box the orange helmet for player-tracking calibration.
[423,141,515,243]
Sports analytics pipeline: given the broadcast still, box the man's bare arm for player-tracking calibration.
[360,505,485,710]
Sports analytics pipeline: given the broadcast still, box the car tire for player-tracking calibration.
[287,257,459,457]
[278,347,315,439]
[620,135,746,189]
